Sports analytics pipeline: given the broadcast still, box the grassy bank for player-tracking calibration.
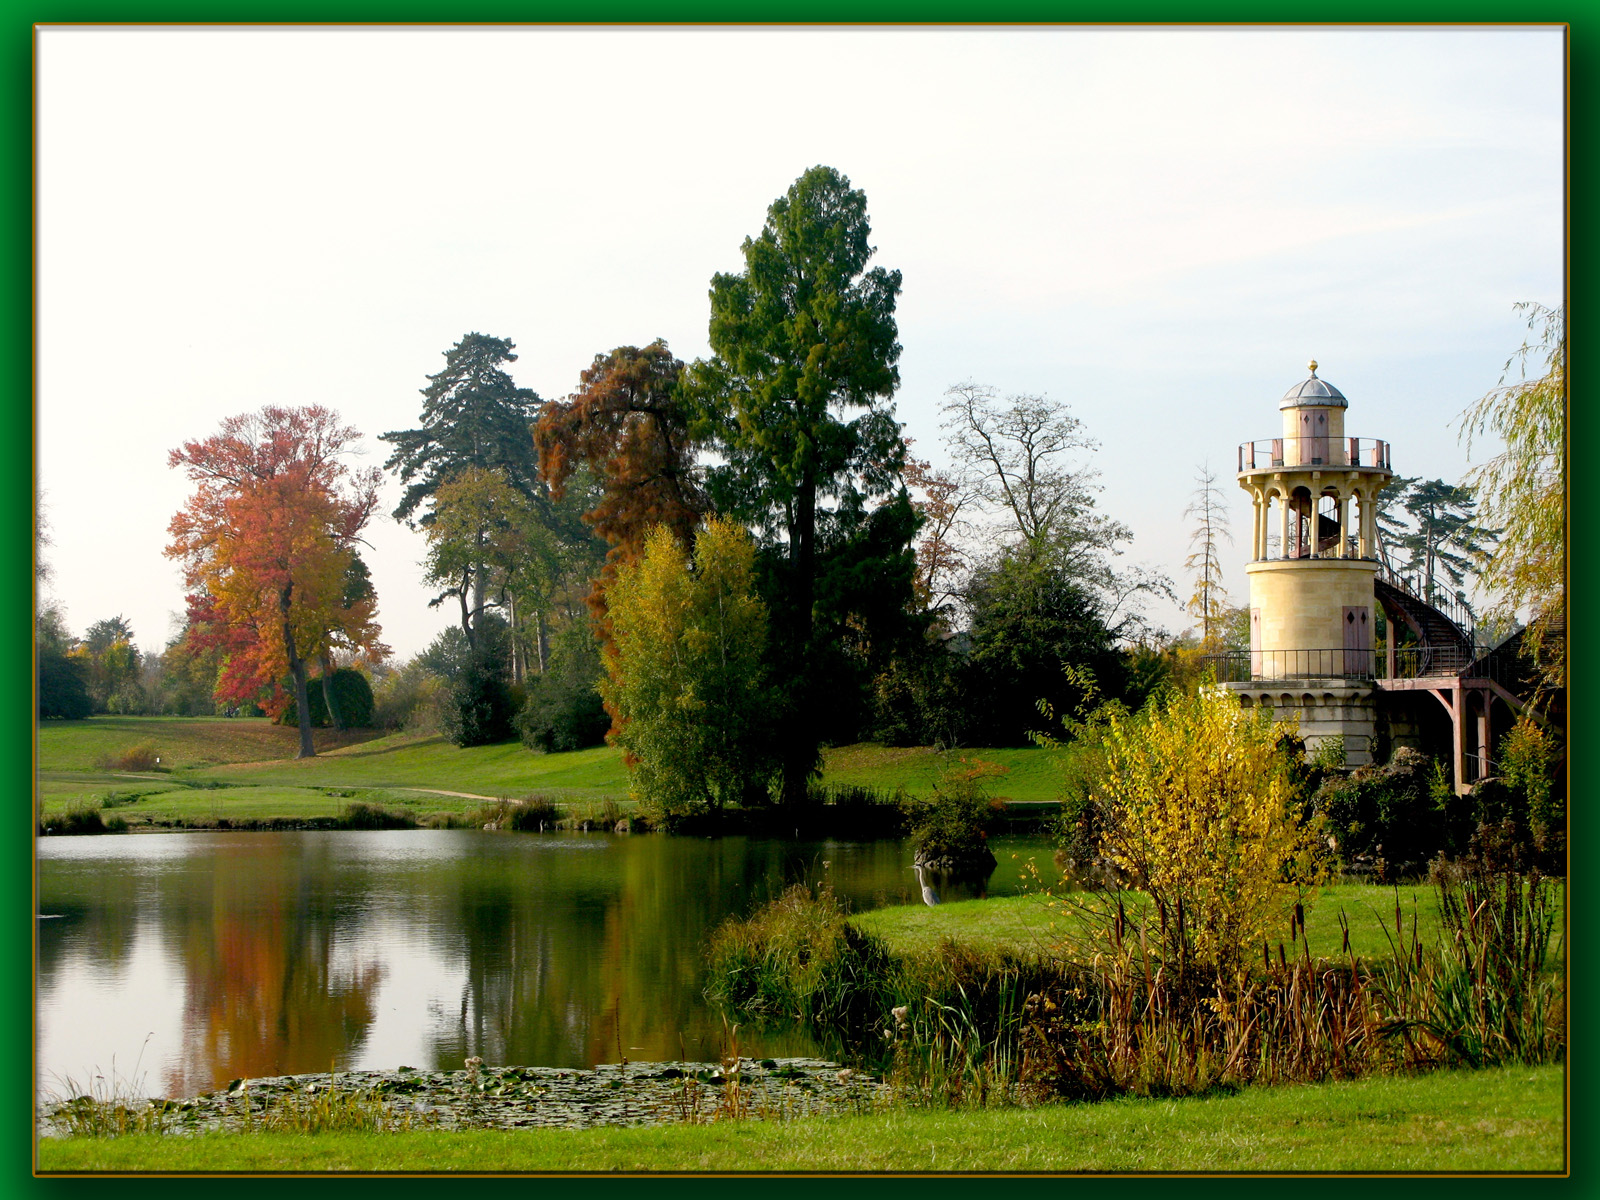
[34,716,383,772]
[819,744,1059,805]
[36,1063,1563,1173]
[37,717,1061,829]
[851,881,1566,964]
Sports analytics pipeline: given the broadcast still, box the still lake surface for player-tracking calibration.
[38,829,1056,1100]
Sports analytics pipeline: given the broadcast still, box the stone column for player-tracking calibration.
[1278,483,1289,560]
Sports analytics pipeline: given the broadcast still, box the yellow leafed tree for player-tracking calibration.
[602,516,778,823]
[1095,687,1328,980]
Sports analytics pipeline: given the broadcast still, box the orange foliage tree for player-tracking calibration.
[902,442,970,616]
[165,406,383,757]
[534,340,706,636]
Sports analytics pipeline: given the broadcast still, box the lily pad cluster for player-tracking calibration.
[40,1058,892,1136]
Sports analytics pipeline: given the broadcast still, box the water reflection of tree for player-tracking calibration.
[164,838,384,1097]
[36,862,144,979]
[429,836,861,1069]
[45,831,1024,1091]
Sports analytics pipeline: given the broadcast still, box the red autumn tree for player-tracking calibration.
[533,340,705,635]
[166,406,383,757]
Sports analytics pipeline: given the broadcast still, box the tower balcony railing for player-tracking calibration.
[1205,649,1374,683]
[1203,647,1502,684]
[1254,535,1378,563]
[1237,437,1391,472]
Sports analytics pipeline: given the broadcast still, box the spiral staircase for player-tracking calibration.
[1371,563,1540,793]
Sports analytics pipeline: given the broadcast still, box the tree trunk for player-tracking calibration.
[459,566,476,651]
[536,610,549,674]
[281,584,316,759]
[508,593,522,684]
[780,475,818,806]
[319,651,344,731]
[472,563,488,630]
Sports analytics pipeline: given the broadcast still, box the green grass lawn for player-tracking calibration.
[205,735,631,799]
[37,719,1065,826]
[36,772,192,813]
[854,879,1567,965]
[36,1063,1564,1173]
[821,743,1061,804]
[35,715,382,772]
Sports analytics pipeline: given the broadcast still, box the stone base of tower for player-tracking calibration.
[1217,680,1380,767]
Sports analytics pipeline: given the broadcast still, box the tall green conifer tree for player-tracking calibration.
[692,166,905,803]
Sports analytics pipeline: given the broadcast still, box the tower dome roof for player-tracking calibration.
[1280,360,1347,409]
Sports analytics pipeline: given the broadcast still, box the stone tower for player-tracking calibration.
[1225,362,1394,765]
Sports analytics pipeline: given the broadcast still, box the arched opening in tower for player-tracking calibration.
[1290,486,1314,559]
[1317,491,1340,557]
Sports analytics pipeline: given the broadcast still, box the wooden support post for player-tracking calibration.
[1477,691,1490,779]
[1452,680,1467,795]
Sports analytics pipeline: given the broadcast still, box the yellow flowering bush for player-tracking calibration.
[1095,686,1329,980]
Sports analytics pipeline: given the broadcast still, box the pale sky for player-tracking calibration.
[37,25,1564,662]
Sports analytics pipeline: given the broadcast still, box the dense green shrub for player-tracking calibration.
[440,648,518,747]
[1500,717,1563,854]
[39,649,92,720]
[338,801,418,830]
[516,678,608,753]
[868,650,969,749]
[955,555,1124,747]
[899,758,1004,874]
[516,620,610,753]
[1314,747,1440,872]
[278,668,375,729]
[1310,734,1347,772]
[506,796,562,830]
[462,797,568,831]
[44,805,127,836]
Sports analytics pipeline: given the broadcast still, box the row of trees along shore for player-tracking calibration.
[38,168,1564,831]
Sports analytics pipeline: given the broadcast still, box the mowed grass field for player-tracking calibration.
[852,880,1567,965]
[37,1063,1564,1173]
[35,716,1063,824]
[819,742,1062,805]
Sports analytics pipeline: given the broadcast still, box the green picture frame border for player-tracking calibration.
[12,11,1587,1190]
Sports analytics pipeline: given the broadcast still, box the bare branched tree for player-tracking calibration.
[941,382,1114,564]
[939,382,1168,634]
[1183,463,1232,649]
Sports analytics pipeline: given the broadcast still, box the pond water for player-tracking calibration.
[37,830,1057,1100]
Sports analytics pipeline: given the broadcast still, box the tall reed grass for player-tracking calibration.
[1022,861,1562,1102]
[705,885,898,1030]
[707,862,1565,1110]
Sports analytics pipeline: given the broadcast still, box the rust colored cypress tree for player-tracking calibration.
[534,339,706,638]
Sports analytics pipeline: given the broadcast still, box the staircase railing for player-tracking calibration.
[1375,561,1478,649]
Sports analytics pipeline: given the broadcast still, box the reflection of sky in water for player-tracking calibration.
[331,913,461,1073]
[39,831,1057,1099]
[37,918,188,1100]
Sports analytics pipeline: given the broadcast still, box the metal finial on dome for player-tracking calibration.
[1280,362,1346,409]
